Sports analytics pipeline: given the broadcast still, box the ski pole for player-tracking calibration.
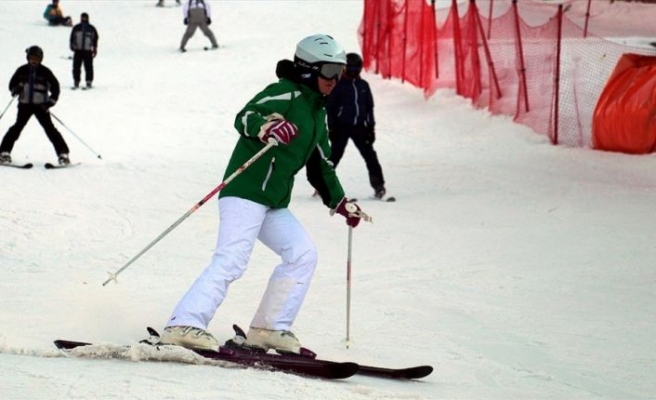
[102,139,278,286]
[50,112,103,159]
[341,205,371,348]
[0,95,17,122]
[346,225,353,348]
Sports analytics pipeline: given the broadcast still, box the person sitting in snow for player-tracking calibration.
[43,0,72,27]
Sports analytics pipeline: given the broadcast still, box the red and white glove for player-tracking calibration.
[334,198,364,228]
[259,119,298,145]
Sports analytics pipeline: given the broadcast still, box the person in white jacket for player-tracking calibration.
[179,0,218,52]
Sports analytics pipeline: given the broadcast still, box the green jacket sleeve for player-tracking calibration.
[234,81,298,140]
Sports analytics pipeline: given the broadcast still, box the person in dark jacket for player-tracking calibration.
[69,12,99,89]
[0,46,70,166]
[326,53,387,199]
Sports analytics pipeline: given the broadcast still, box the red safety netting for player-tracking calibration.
[358,0,656,150]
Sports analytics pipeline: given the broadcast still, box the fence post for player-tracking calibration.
[487,0,494,39]
[474,0,502,100]
[431,0,439,79]
[512,0,529,114]
[402,0,408,83]
[451,0,463,95]
[554,4,564,145]
[583,0,592,38]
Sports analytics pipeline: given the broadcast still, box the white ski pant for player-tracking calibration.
[166,197,317,331]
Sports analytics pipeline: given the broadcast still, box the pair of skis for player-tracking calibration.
[54,325,432,381]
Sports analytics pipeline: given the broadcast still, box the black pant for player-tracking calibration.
[329,126,385,191]
[0,104,69,155]
[48,16,72,26]
[73,51,94,85]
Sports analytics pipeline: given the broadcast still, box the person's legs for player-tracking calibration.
[0,105,33,154]
[250,208,317,331]
[180,23,199,50]
[83,52,94,85]
[199,23,219,48]
[351,128,385,192]
[72,52,83,86]
[165,197,267,330]
[33,107,69,155]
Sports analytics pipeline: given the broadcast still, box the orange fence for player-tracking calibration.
[359,0,656,148]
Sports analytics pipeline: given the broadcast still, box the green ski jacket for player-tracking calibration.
[219,78,345,209]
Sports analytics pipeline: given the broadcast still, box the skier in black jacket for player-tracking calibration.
[70,12,99,89]
[325,53,387,199]
[0,46,70,166]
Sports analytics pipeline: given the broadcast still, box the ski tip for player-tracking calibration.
[146,326,160,337]
[54,339,92,350]
[333,362,359,379]
[357,364,433,380]
[232,324,247,338]
[410,365,433,379]
[385,196,396,202]
[44,162,81,169]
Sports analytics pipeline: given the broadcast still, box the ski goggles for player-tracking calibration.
[317,63,345,80]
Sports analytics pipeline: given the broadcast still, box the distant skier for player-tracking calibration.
[326,53,388,200]
[69,12,99,89]
[161,34,366,353]
[43,0,72,27]
[179,0,218,52]
[0,46,70,166]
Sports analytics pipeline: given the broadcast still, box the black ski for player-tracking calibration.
[44,162,81,169]
[0,162,33,169]
[225,324,431,380]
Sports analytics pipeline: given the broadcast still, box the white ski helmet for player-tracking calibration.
[294,34,347,66]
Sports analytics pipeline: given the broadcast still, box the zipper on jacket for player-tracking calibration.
[261,157,275,191]
[351,80,360,126]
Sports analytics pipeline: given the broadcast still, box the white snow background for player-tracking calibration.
[1,1,656,399]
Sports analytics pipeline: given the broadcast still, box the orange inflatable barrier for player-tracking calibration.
[593,53,656,154]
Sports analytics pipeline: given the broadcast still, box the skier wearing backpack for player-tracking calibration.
[0,46,70,166]
[179,0,218,52]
